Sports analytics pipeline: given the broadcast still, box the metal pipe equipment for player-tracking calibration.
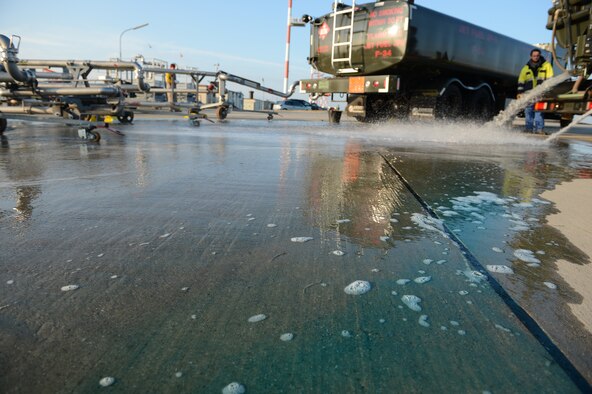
[0,87,121,97]
[19,59,151,92]
[1,31,301,136]
[0,34,36,85]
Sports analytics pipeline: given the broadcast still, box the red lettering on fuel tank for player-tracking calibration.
[378,7,403,17]
[369,19,386,27]
[318,21,330,40]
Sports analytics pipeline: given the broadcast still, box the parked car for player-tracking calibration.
[275,99,312,110]
[309,103,325,110]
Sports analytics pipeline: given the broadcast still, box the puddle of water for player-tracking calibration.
[382,144,592,384]
[0,121,588,392]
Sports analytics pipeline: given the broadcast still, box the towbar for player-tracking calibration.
[217,71,298,98]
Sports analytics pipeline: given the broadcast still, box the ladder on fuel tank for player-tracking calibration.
[331,0,358,74]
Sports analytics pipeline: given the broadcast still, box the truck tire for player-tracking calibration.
[364,96,391,122]
[0,118,6,133]
[469,89,494,120]
[435,84,463,119]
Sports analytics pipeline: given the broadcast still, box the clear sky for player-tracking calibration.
[2,0,553,99]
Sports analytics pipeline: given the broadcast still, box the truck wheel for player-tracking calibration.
[470,89,494,120]
[0,118,6,133]
[436,84,463,119]
[217,106,228,120]
[364,96,390,122]
[117,111,134,124]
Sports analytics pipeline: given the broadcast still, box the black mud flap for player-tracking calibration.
[347,95,366,118]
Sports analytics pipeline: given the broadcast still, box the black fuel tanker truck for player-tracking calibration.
[299,0,546,122]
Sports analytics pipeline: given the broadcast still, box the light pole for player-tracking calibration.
[119,23,149,61]
[284,0,306,94]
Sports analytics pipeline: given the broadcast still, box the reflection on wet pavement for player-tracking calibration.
[381,140,592,385]
[0,121,590,392]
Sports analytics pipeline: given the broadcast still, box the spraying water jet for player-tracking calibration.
[489,72,571,129]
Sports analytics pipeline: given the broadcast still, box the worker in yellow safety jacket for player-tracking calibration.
[165,63,178,111]
[517,49,554,133]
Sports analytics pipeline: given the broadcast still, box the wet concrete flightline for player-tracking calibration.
[0,117,591,392]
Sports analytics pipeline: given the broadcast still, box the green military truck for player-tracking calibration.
[299,0,543,122]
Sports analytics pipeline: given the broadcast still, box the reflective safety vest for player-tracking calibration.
[165,71,175,86]
[517,61,554,93]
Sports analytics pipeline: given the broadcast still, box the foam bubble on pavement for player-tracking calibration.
[61,284,79,292]
[419,315,430,327]
[471,212,485,221]
[459,290,469,296]
[422,259,433,265]
[159,233,171,238]
[332,250,345,256]
[344,280,372,295]
[99,377,115,387]
[514,202,534,208]
[435,259,447,265]
[380,236,390,242]
[544,282,557,289]
[291,237,313,243]
[396,279,411,285]
[401,295,422,312]
[495,324,512,333]
[532,198,551,205]
[514,249,541,264]
[222,382,246,394]
[414,276,431,284]
[248,314,267,323]
[410,213,448,238]
[267,223,277,228]
[336,219,351,224]
[390,218,399,223]
[492,247,503,253]
[486,265,514,274]
[280,333,294,341]
[341,330,352,338]
[463,270,487,283]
